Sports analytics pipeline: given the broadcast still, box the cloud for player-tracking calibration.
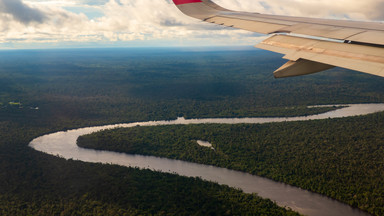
[0,0,383,48]
[80,0,109,6]
[0,0,259,47]
[0,0,46,24]
[365,1,384,20]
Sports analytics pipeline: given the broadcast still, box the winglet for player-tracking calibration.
[172,0,229,20]
[173,0,203,5]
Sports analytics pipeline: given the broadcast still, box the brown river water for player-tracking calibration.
[30,104,384,216]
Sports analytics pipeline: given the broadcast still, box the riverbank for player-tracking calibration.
[31,104,384,216]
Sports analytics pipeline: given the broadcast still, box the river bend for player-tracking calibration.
[30,104,384,216]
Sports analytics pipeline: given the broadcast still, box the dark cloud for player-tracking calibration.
[0,0,46,24]
[367,2,384,20]
[160,19,185,27]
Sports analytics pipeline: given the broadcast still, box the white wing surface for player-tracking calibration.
[173,0,384,78]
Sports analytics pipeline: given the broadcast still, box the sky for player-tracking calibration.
[0,0,383,49]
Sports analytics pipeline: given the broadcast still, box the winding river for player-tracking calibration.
[29,104,384,216]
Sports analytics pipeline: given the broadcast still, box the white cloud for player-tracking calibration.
[0,0,382,48]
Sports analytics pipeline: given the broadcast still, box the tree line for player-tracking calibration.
[79,112,384,216]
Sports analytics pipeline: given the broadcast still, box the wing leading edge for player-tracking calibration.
[172,0,384,78]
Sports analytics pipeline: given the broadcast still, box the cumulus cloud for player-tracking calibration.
[0,0,46,24]
[0,0,260,47]
[0,0,383,48]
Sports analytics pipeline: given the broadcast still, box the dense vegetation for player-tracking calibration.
[0,134,299,216]
[79,112,384,216]
[1,48,384,215]
[1,48,383,124]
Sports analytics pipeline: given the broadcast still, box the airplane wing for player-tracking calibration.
[172,0,384,78]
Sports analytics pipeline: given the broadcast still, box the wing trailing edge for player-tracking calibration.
[172,0,384,78]
[256,35,384,78]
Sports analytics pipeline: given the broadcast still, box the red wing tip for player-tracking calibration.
[173,0,203,5]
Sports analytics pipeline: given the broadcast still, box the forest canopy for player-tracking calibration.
[78,112,384,216]
[1,48,383,215]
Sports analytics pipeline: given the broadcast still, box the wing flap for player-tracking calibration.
[273,60,334,78]
[216,13,384,46]
[256,35,384,77]
[278,24,365,40]
[173,0,384,45]
[346,31,384,45]
[173,0,384,78]
[206,16,288,34]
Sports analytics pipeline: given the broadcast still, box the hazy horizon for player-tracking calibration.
[1,0,383,49]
